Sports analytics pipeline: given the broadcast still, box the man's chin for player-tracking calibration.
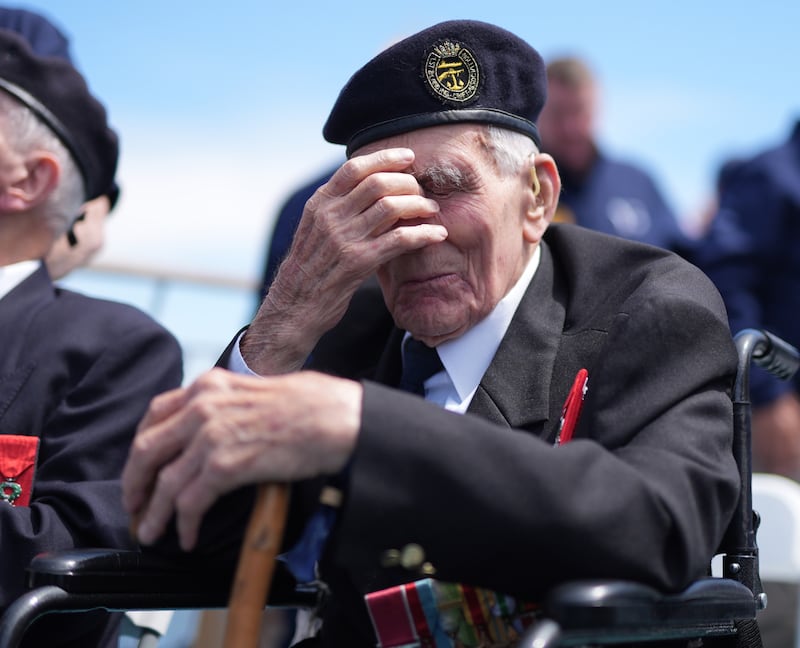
[394,312,467,345]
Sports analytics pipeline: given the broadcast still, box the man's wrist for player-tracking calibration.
[241,303,320,375]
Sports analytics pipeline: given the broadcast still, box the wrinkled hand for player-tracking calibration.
[752,391,800,480]
[122,368,362,551]
[243,147,446,374]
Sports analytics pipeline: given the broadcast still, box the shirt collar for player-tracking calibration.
[431,245,541,409]
[0,260,41,301]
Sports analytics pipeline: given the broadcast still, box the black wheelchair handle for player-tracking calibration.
[733,329,800,402]
[751,329,800,379]
[727,328,799,566]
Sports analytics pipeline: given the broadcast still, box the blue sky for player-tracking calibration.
[14,0,800,284]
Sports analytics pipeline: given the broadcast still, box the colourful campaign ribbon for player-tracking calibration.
[366,578,543,648]
[366,583,420,648]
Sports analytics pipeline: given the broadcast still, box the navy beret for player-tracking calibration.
[323,20,546,156]
[0,28,118,201]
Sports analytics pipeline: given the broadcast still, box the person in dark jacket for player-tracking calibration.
[0,29,183,647]
[694,121,800,480]
[692,116,800,648]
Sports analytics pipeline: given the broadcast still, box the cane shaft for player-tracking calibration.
[223,482,290,648]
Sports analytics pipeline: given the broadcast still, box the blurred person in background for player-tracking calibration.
[538,55,690,253]
[693,120,800,648]
[694,121,800,481]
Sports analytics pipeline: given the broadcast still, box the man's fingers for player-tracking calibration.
[174,474,226,551]
[125,370,256,545]
[136,387,190,434]
[323,147,415,196]
[123,372,237,516]
[375,223,449,259]
[133,433,204,546]
[122,388,200,518]
[365,194,440,237]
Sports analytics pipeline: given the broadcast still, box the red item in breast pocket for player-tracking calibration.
[0,435,39,506]
[556,369,589,446]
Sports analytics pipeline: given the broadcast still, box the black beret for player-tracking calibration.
[323,20,546,156]
[0,28,118,201]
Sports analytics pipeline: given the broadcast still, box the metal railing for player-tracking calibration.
[59,260,261,383]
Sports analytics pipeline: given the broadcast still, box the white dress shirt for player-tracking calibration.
[416,244,540,412]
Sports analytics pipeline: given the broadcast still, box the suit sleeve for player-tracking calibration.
[0,317,183,608]
[333,282,739,599]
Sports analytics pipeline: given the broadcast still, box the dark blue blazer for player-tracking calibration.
[693,120,800,406]
[0,264,182,646]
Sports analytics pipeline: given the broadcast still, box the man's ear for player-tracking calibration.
[523,154,560,243]
[0,152,60,212]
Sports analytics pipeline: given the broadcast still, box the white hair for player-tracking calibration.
[485,124,539,177]
[0,91,85,236]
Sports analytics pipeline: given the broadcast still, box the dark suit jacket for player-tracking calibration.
[0,264,183,646]
[292,224,740,646]
[202,223,739,647]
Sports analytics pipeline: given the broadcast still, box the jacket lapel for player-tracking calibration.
[468,241,565,436]
[0,265,51,427]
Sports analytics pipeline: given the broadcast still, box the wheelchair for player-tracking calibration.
[0,328,797,648]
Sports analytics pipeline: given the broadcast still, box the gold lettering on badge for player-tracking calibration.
[424,39,480,104]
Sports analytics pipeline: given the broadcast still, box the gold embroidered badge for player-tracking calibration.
[423,39,480,104]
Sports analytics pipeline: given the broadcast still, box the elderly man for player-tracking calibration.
[0,5,122,281]
[124,20,739,647]
[0,30,183,647]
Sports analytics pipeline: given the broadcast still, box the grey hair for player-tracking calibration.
[0,91,85,236]
[485,124,539,177]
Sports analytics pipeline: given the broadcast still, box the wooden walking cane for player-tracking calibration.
[222,482,290,647]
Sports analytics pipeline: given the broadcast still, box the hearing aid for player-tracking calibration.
[530,168,540,197]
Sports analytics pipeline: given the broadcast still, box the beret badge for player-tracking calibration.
[423,38,480,105]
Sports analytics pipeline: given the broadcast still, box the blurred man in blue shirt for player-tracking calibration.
[694,121,800,480]
[538,56,689,253]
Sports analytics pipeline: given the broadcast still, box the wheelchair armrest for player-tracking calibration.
[0,548,323,648]
[26,547,320,608]
[518,578,759,647]
[27,548,228,599]
[547,577,757,626]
